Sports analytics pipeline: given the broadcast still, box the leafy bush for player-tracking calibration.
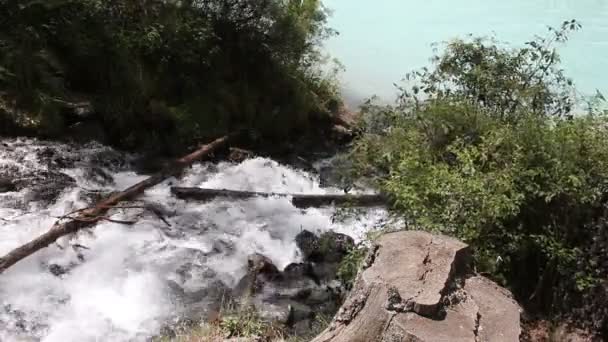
[337,244,368,288]
[350,21,608,332]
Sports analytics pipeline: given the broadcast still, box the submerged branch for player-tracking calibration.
[0,134,234,274]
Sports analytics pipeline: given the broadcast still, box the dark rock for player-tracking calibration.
[82,167,114,186]
[175,263,216,284]
[228,147,255,163]
[301,286,335,306]
[23,171,76,204]
[310,261,340,284]
[181,279,232,305]
[228,248,351,340]
[132,155,171,174]
[65,121,106,144]
[176,280,233,323]
[234,254,281,298]
[284,262,318,284]
[210,239,235,256]
[0,178,16,193]
[295,230,320,261]
[87,148,127,170]
[48,264,68,277]
[295,230,354,263]
[52,155,76,169]
[247,253,279,276]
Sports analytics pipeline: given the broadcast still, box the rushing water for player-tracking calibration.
[0,138,386,341]
[325,0,608,104]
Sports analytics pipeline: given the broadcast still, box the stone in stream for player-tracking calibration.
[82,166,114,186]
[295,230,355,263]
[228,147,255,163]
[48,264,68,277]
[22,171,76,205]
[0,177,16,193]
[166,278,233,332]
[247,253,280,276]
[231,230,355,335]
[312,231,522,342]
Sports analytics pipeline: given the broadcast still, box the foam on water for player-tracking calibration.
[0,138,387,341]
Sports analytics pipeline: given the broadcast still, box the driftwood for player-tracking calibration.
[0,135,232,274]
[170,187,388,208]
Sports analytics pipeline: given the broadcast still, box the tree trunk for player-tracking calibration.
[0,134,232,274]
[170,187,388,208]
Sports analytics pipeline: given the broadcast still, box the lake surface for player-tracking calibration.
[324,0,608,105]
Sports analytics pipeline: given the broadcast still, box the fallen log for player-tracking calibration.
[0,134,232,274]
[170,187,388,208]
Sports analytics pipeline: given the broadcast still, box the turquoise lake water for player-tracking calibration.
[323,0,608,105]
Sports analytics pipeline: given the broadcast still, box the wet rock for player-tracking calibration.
[65,121,106,144]
[132,155,171,174]
[310,261,340,284]
[175,262,217,284]
[229,231,355,334]
[312,231,521,342]
[295,230,354,263]
[228,147,255,163]
[82,167,114,186]
[35,146,79,169]
[182,279,232,305]
[52,155,78,169]
[247,253,280,277]
[177,280,233,323]
[295,230,320,260]
[87,148,127,170]
[48,264,68,277]
[210,239,235,256]
[0,304,48,339]
[0,178,16,193]
[22,171,76,204]
[37,147,56,162]
[233,250,347,337]
[234,254,281,298]
[284,262,318,284]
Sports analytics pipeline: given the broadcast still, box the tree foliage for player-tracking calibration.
[351,21,608,334]
[0,0,340,150]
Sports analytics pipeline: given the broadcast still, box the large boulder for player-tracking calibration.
[312,231,522,342]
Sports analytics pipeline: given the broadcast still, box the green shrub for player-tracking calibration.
[337,244,368,288]
[0,0,341,151]
[350,21,608,325]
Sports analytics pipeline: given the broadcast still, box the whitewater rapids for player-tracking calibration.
[0,138,387,341]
